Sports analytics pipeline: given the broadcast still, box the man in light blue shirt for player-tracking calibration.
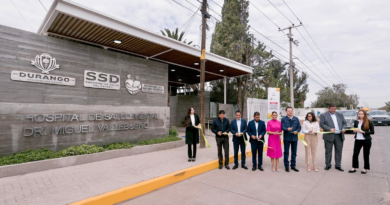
[330,112,341,134]
[320,103,347,171]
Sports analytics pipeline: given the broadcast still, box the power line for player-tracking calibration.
[267,0,294,24]
[282,0,344,83]
[294,28,342,84]
[250,27,289,54]
[282,0,301,22]
[10,0,33,32]
[38,0,47,11]
[210,0,222,8]
[254,41,326,88]
[132,2,170,22]
[249,1,280,30]
[293,44,336,85]
[302,25,344,82]
[254,36,330,88]
[169,0,202,19]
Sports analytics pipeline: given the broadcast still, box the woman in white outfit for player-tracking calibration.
[301,112,320,172]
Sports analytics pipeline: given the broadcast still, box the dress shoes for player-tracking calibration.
[232,165,238,170]
[324,166,331,170]
[192,158,196,162]
[258,167,264,171]
[219,165,223,169]
[285,167,290,172]
[349,169,356,173]
[252,167,256,171]
[242,165,248,170]
[335,167,344,172]
[188,158,192,162]
[291,167,299,172]
[225,165,230,170]
[361,170,367,174]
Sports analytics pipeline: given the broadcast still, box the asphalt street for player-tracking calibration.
[119,126,390,205]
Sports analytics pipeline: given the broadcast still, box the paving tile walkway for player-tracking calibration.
[0,128,226,205]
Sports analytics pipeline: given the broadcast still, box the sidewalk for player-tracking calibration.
[0,129,231,205]
[120,128,390,205]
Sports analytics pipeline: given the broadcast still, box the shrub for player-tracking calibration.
[169,126,179,137]
[0,128,182,166]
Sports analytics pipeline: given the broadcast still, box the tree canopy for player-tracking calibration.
[310,84,359,109]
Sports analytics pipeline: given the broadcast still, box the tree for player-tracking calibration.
[161,27,198,93]
[210,78,238,104]
[160,27,193,45]
[311,84,359,109]
[210,0,254,115]
[209,0,309,112]
[381,101,390,112]
[282,69,309,108]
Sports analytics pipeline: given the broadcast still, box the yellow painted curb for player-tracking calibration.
[71,144,275,205]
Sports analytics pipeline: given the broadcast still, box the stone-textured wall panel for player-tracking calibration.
[0,25,170,155]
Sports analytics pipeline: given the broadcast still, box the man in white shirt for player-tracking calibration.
[320,103,347,171]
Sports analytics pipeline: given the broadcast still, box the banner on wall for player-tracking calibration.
[267,87,280,120]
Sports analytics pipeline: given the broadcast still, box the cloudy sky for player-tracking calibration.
[1,0,389,108]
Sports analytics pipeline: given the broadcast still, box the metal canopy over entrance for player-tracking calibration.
[38,0,252,87]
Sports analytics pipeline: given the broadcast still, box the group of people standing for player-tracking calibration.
[184,103,374,174]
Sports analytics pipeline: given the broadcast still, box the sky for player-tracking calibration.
[0,0,389,108]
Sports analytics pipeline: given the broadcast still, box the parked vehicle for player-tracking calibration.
[337,110,357,132]
[369,110,390,126]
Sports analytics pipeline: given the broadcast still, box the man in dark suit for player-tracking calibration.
[320,103,347,171]
[281,106,301,172]
[211,110,231,170]
[247,112,266,171]
[230,110,248,170]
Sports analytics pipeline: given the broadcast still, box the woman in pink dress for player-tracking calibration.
[266,111,283,172]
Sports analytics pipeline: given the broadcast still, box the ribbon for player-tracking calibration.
[298,133,308,146]
[227,133,247,146]
[258,139,273,150]
[316,131,334,134]
[197,125,210,148]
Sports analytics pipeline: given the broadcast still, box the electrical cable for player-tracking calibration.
[10,0,33,32]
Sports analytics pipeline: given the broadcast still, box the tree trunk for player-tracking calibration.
[242,75,250,120]
[237,77,242,111]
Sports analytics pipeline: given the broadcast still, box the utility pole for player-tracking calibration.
[199,0,209,148]
[279,24,301,109]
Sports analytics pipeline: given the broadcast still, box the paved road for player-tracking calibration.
[120,126,390,205]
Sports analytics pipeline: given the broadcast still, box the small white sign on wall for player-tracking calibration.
[84,70,120,90]
[142,84,164,94]
[11,71,76,86]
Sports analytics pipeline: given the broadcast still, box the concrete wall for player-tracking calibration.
[218,104,234,122]
[171,92,210,127]
[169,96,178,126]
[0,25,169,155]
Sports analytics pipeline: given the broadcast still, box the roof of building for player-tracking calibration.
[37,0,253,87]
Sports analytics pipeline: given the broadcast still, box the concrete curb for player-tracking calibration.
[0,138,185,178]
[69,150,253,205]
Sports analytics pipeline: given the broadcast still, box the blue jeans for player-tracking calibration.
[284,140,298,168]
[251,141,264,168]
[233,139,246,166]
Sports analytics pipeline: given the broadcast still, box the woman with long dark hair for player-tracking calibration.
[349,109,374,174]
[185,107,200,162]
[302,112,320,172]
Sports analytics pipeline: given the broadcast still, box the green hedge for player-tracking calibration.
[0,127,181,166]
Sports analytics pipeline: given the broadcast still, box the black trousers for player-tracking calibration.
[352,139,372,169]
[187,137,197,159]
[216,137,229,165]
[233,139,246,166]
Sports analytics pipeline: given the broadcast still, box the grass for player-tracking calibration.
[0,127,180,166]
